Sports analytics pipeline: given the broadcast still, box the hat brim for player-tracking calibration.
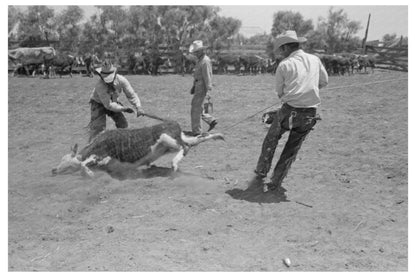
[275,36,307,49]
[96,67,117,83]
[189,46,208,53]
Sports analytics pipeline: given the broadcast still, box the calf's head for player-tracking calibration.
[52,144,82,176]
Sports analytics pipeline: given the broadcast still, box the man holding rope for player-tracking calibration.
[254,30,328,192]
[87,60,145,142]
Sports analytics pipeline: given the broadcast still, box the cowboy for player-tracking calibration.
[254,30,329,193]
[87,60,145,142]
[189,40,217,136]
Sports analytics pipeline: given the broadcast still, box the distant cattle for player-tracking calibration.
[316,54,351,76]
[148,54,172,75]
[8,47,56,77]
[239,54,266,74]
[83,54,101,77]
[357,55,376,74]
[174,52,197,75]
[44,54,79,78]
[216,53,241,74]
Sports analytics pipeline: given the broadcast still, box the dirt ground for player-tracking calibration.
[8,70,408,271]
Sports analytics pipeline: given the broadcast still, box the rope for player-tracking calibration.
[221,77,408,132]
[323,77,408,91]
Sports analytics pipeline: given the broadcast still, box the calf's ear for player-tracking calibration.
[71,144,78,157]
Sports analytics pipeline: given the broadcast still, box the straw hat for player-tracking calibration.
[96,60,117,83]
[189,40,207,53]
[275,30,307,49]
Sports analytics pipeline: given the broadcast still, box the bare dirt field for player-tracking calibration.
[8,70,408,271]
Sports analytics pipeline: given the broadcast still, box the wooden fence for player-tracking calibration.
[365,45,408,72]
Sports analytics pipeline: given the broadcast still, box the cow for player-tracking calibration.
[127,53,151,75]
[266,57,282,74]
[51,121,225,177]
[83,53,101,77]
[8,47,56,77]
[44,54,79,78]
[357,55,376,74]
[182,53,198,74]
[148,54,172,75]
[216,53,241,74]
[239,54,265,74]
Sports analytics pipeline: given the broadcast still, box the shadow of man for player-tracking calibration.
[226,176,289,204]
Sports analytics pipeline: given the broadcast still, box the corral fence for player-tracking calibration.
[365,45,408,72]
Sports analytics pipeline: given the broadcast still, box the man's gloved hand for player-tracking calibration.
[123,107,135,113]
[136,106,145,117]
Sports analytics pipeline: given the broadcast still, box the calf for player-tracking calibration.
[52,121,224,177]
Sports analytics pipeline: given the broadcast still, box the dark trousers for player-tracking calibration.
[255,103,319,186]
[88,100,128,142]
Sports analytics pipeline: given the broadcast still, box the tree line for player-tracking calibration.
[8,6,405,59]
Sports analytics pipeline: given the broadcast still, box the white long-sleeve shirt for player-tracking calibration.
[275,49,328,108]
[90,74,142,112]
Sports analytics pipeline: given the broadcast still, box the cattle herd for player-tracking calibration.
[8,46,376,78]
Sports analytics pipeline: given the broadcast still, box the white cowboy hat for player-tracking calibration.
[275,30,307,49]
[189,40,208,53]
[96,60,117,83]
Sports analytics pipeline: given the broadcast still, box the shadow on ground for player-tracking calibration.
[102,161,199,181]
[226,176,289,204]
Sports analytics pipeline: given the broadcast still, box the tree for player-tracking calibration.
[319,7,362,53]
[54,6,84,53]
[8,6,22,34]
[271,11,314,37]
[17,6,56,46]
[382,33,397,43]
[205,16,241,50]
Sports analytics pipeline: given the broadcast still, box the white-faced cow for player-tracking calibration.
[8,47,56,77]
[52,121,224,177]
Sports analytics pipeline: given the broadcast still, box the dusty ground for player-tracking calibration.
[8,70,408,271]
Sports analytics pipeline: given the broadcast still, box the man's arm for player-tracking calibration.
[318,61,329,89]
[275,65,285,98]
[118,75,144,114]
[201,60,213,91]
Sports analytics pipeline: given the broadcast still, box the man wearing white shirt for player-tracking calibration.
[255,30,329,192]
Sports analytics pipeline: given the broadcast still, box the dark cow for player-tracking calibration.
[174,52,197,75]
[216,53,241,74]
[239,54,265,74]
[128,53,150,75]
[148,54,172,75]
[83,53,101,77]
[357,55,376,74]
[44,54,79,78]
[266,57,283,74]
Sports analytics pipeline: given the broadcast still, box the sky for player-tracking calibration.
[218,5,408,41]
[12,2,409,41]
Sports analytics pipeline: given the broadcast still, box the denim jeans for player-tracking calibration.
[191,88,216,134]
[255,103,319,186]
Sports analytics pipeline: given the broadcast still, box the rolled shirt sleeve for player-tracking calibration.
[275,64,285,98]
[318,61,329,89]
[117,75,142,111]
[201,60,213,91]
